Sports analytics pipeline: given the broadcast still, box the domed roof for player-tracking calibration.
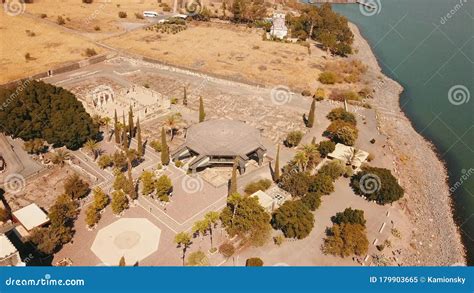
[185,119,264,157]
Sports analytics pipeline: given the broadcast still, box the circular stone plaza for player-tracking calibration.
[172,119,267,174]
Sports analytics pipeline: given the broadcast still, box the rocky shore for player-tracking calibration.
[349,23,466,265]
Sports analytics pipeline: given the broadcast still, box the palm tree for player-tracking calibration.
[51,149,71,167]
[204,211,219,249]
[343,147,367,168]
[102,116,112,141]
[192,219,208,241]
[84,139,100,160]
[174,232,192,266]
[163,113,183,140]
[301,143,319,170]
[294,151,308,172]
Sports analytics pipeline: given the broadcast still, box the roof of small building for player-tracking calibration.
[184,119,265,157]
[0,234,17,259]
[251,190,275,210]
[12,203,49,231]
[327,143,369,169]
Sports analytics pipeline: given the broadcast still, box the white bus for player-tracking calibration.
[143,11,159,18]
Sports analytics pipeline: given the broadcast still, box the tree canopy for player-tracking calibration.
[271,200,314,239]
[0,81,98,149]
[351,166,404,205]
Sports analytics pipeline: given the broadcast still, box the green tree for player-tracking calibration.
[114,109,120,144]
[23,138,47,154]
[198,96,206,122]
[331,208,366,227]
[219,243,235,258]
[51,149,70,167]
[220,194,271,246]
[187,251,209,266]
[229,160,238,195]
[84,138,100,160]
[310,173,334,195]
[97,154,113,169]
[327,107,356,124]
[128,106,134,138]
[111,189,129,215]
[113,169,128,191]
[285,130,303,147]
[318,160,345,181]
[85,205,100,228]
[119,256,126,266]
[280,171,312,197]
[204,211,219,249]
[64,173,90,200]
[333,126,357,146]
[271,200,314,239]
[136,117,143,157]
[318,140,336,157]
[92,187,109,210]
[351,166,404,205]
[155,174,172,202]
[323,223,368,257]
[245,257,263,266]
[244,179,272,195]
[274,144,280,182]
[175,232,192,266]
[0,80,98,150]
[160,127,170,165]
[302,192,321,211]
[307,99,315,128]
[192,219,209,240]
[140,170,156,196]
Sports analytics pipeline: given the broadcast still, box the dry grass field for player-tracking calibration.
[0,14,104,83]
[22,0,171,33]
[105,22,328,90]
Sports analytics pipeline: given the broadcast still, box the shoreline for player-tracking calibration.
[349,23,466,265]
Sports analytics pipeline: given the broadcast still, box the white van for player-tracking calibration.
[143,11,159,18]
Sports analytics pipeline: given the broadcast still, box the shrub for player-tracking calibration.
[135,12,144,19]
[85,205,100,227]
[246,258,264,266]
[323,223,368,257]
[333,126,357,146]
[149,140,162,152]
[318,160,345,181]
[57,16,66,25]
[330,90,361,102]
[94,26,101,31]
[367,153,375,162]
[331,208,366,227]
[271,200,314,239]
[219,243,235,258]
[24,53,32,61]
[326,120,358,137]
[64,174,90,200]
[97,154,113,168]
[155,175,172,201]
[0,208,10,222]
[310,174,334,195]
[285,131,303,147]
[244,179,272,195]
[301,89,311,96]
[351,166,404,205]
[319,71,337,84]
[82,0,93,3]
[301,192,321,211]
[118,11,127,18]
[327,108,356,125]
[273,235,284,246]
[318,140,336,157]
[174,160,183,167]
[40,13,47,18]
[85,48,97,57]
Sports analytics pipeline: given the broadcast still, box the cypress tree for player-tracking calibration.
[114,110,120,144]
[199,97,205,123]
[122,112,128,149]
[119,256,126,266]
[274,144,280,182]
[136,117,143,157]
[307,99,315,128]
[128,105,134,137]
[229,159,238,195]
[161,127,170,165]
[183,86,188,106]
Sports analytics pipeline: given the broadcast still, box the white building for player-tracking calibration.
[0,234,24,266]
[270,12,288,39]
[327,143,369,172]
[12,203,50,241]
